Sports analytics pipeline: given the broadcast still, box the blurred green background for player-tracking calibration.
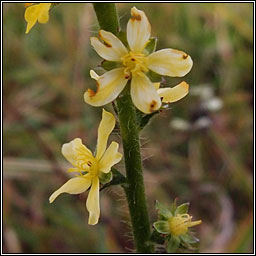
[3,3,253,253]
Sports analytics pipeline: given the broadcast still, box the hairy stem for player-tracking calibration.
[92,3,154,253]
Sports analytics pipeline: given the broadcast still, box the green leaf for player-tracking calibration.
[175,202,190,215]
[180,233,199,244]
[99,171,113,184]
[155,200,173,220]
[153,221,170,234]
[101,60,121,71]
[144,37,157,55]
[166,236,180,253]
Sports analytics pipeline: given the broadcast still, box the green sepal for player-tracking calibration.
[137,110,161,131]
[150,229,165,244]
[101,60,122,71]
[146,70,162,82]
[99,171,113,184]
[100,167,126,191]
[143,37,157,55]
[166,236,180,253]
[180,233,199,244]
[153,221,170,234]
[175,202,190,215]
[155,200,173,220]
[170,198,178,215]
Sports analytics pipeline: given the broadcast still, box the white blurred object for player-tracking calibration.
[193,117,212,130]
[170,118,191,131]
[202,98,223,112]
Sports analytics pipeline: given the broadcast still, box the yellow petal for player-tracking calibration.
[84,67,128,107]
[62,138,94,168]
[131,74,161,114]
[49,175,92,203]
[86,177,100,225]
[96,109,115,160]
[158,82,189,103]
[127,7,151,53]
[91,31,127,62]
[37,3,51,24]
[24,3,51,34]
[154,82,161,90]
[25,4,39,34]
[99,142,122,173]
[147,49,193,77]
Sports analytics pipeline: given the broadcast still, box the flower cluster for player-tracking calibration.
[24,4,200,240]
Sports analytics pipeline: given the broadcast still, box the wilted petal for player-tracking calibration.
[96,109,116,160]
[86,177,100,225]
[127,7,151,53]
[131,74,161,114]
[91,31,128,62]
[84,68,128,107]
[147,49,193,77]
[49,175,92,203]
[158,82,189,103]
[99,142,122,173]
[62,138,93,167]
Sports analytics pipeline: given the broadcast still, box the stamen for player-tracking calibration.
[122,52,148,77]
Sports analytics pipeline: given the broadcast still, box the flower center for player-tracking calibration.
[168,214,201,236]
[75,148,99,177]
[122,51,148,77]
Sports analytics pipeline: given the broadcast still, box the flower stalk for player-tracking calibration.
[93,3,154,253]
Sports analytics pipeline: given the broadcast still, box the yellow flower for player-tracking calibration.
[84,7,193,114]
[24,3,52,34]
[49,109,122,225]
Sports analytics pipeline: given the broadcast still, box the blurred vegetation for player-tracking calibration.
[3,3,253,253]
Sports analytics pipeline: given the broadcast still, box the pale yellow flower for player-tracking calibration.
[49,109,122,225]
[24,3,52,34]
[85,7,193,114]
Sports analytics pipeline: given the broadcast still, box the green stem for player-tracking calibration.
[92,3,154,253]
[92,3,120,35]
[116,93,154,253]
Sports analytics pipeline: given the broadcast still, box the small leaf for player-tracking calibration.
[180,233,199,244]
[175,202,190,215]
[144,37,157,55]
[153,221,170,234]
[166,236,180,253]
[99,171,113,184]
[155,200,173,220]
